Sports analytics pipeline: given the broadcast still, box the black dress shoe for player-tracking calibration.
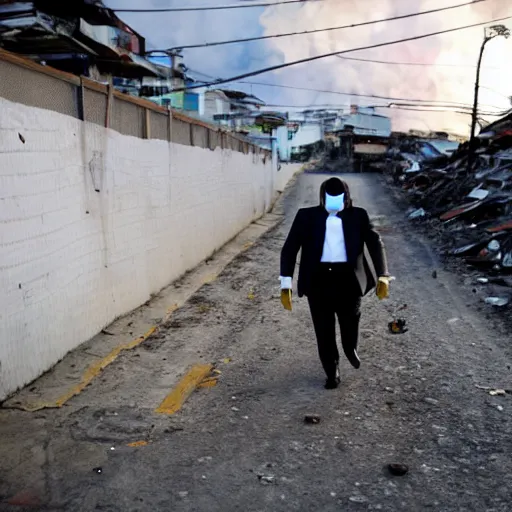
[324,377,340,390]
[346,350,361,369]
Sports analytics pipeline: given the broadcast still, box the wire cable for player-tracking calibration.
[175,14,512,92]
[111,0,326,13]
[232,81,501,108]
[260,102,509,116]
[264,102,505,114]
[145,0,489,50]
[185,69,503,109]
[335,54,498,69]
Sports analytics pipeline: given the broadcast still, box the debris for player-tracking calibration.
[349,496,368,503]
[477,278,489,284]
[93,467,102,474]
[468,187,489,201]
[388,463,409,476]
[258,475,275,485]
[408,208,426,219]
[424,398,439,406]
[231,406,240,412]
[222,358,232,364]
[304,414,321,424]
[476,385,511,394]
[497,405,504,412]
[432,270,438,279]
[18,133,26,144]
[178,491,189,499]
[484,297,509,307]
[489,389,507,396]
[388,319,408,334]
[389,118,512,288]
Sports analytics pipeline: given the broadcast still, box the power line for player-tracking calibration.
[186,69,502,109]
[111,0,326,13]
[146,0,488,50]
[264,102,504,114]
[387,106,510,117]
[234,80,501,108]
[176,14,512,92]
[260,103,509,116]
[335,55,497,69]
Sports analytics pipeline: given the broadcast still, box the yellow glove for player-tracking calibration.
[281,289,292,311]
[376,277,390,300]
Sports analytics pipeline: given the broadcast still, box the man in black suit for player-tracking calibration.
[280,177,390,389]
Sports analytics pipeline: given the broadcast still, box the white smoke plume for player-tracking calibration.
[107,0,512,135]
[259,0,512,135]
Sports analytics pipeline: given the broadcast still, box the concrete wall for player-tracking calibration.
[0,97,283,400]
[275,163,302,193]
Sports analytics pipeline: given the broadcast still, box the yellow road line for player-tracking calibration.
[20,325,160,412]
[127,441,150,448]
[155,364,213,415]
[197,377,219,389]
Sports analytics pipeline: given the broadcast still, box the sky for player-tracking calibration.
[104,0,512,136]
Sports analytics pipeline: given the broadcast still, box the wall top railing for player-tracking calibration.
[0,48,270,156]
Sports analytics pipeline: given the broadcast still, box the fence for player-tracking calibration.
[0,49,270,157]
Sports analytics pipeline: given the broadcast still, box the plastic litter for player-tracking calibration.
[408,208,426,219]
[484,297,509,307]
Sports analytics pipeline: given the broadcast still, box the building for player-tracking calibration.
[329,106,392,171]
[0,0,163,80]
[276,114,325,162]
[335,105,392,138]
[203,89,266,130]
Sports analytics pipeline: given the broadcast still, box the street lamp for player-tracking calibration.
[468,24,510,169]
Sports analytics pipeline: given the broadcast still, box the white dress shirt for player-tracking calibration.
[321,213,348,263]
[280,212,348,289]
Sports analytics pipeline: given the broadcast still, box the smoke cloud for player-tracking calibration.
[107,0,512,135]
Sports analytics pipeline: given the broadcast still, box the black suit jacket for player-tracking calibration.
[280,205,389,298]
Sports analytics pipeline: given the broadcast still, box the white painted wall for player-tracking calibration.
[0,97,289,400]
[275,163,303,193]
[276,123,323,161]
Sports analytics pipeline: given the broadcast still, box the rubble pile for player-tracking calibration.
[389,114,512,307]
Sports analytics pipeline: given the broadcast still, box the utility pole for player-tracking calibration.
[467,25,510,173]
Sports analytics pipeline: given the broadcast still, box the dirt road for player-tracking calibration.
[1,172,511,511]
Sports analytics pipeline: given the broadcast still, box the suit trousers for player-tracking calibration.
[307,263,362,379]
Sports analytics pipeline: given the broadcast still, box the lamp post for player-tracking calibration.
[467,24,510,172]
